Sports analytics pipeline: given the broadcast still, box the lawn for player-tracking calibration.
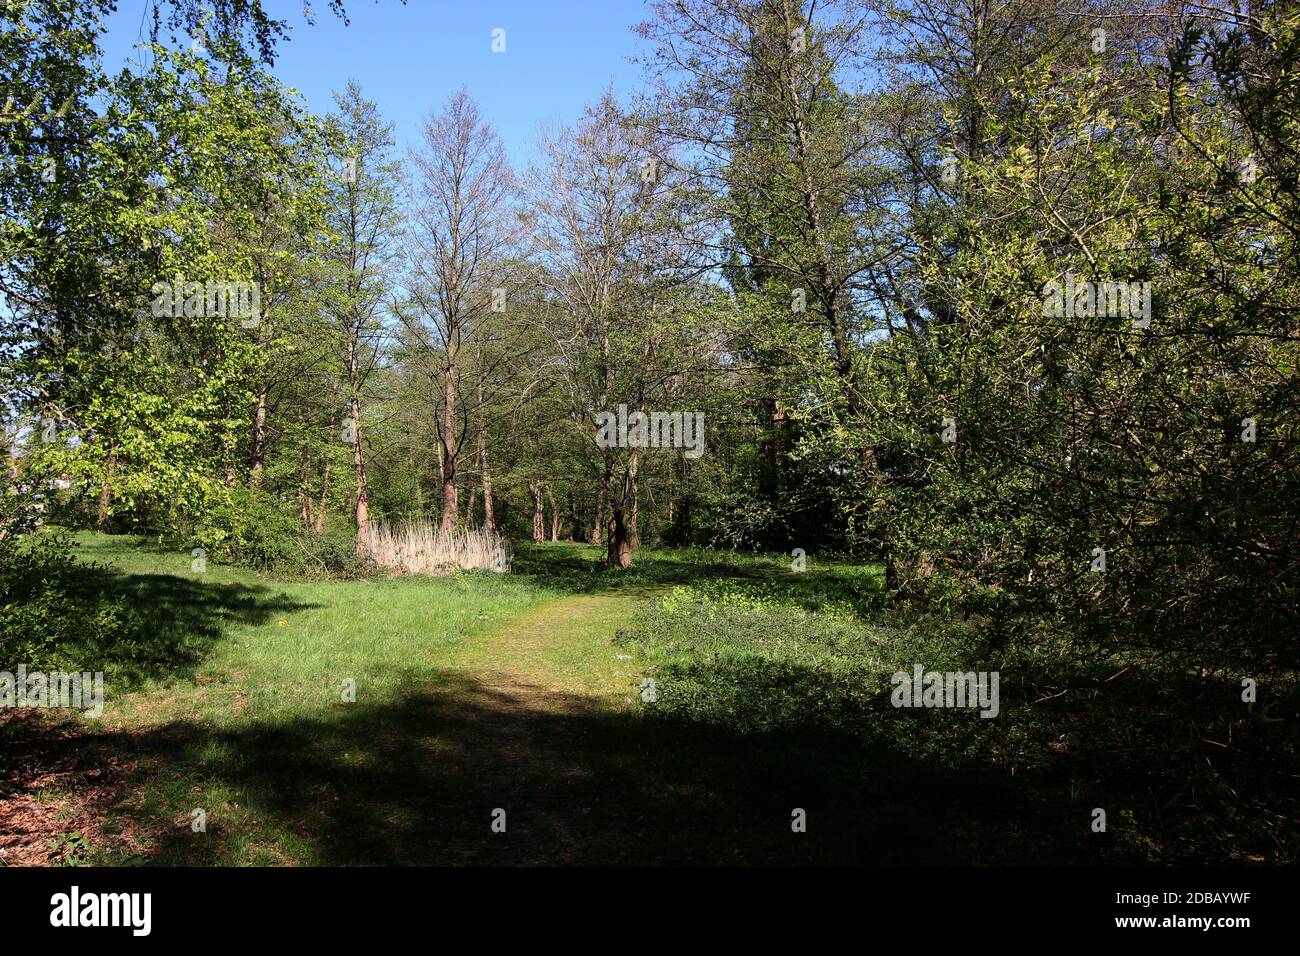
[2,533,1276,865]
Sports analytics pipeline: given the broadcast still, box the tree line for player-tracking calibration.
[3,0,1296,674]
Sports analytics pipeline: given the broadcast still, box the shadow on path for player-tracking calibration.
[63,668,1108,865]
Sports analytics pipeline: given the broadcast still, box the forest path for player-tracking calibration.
[446,590,648,711]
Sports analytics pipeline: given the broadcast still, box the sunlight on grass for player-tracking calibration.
[39,533,905,865]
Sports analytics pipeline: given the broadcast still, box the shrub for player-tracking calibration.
[0,530,131,673]
[192,487,370,578]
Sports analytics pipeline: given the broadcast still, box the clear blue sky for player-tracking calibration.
[99,0,653,164]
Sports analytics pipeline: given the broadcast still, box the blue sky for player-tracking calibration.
[99,0,653,164]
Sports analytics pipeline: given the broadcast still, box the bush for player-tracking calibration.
[0,531,131,673]
[192,487,370,578]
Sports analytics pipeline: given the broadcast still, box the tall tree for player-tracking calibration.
[324,81,401,545]
[529,92,714,566]
[639,0,896,568]
[400,90,515,533]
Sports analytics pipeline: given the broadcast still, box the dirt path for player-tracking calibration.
[447,591,646,710]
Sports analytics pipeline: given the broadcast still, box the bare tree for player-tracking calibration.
[399,90,515,534]
[529,92,710,566]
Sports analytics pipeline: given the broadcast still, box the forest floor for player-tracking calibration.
[5,533,1268,865]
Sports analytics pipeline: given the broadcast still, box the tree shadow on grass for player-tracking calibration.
[512,542,794,597]
[510,543,887,620]
[72,664,1124,866]
[58,565,318,687]
[509,543,718,595]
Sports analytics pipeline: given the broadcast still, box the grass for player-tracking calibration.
[1,533,1293,865]
[67,532,555,725]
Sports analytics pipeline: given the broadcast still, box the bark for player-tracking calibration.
[627,453,640,550]
[545,484,560,542]
[606,506,631,568]
[479,438,495,534]
[347,336,370,546]
[530,481,545,543]
[351,423,369,540]
[95,449,116,532]
[313,461,330,534]
[249,384,268,488]
[298,459,311,528]
[439,359,459,533]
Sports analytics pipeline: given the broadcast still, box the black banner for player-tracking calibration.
[0,865,1290,942]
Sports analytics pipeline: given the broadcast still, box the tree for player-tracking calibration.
[323,81,401,546]
[399,90,516,533]
[529,92,716,566]
[639,0,897,569]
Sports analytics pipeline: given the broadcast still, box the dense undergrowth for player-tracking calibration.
[617,571,1300,863]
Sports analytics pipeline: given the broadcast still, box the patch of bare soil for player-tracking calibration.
[0,710,147,866]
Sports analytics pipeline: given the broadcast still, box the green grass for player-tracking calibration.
[4,533,1291,865]
[70,532,559,726]
[17,534,908,864]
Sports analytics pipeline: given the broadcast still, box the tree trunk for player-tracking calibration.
[352,430,370,542]
[248,296,272,489]
[313,461,330,534]
[627,453,640,550]
[347,337,370,547]
[439,361,459,533]
[606,506,631,568]
[96,449,116,532]
[436,458,447,528]
[530,481,545,544]
[249,384,268,488]
[298,459,311,528]
[480,441,495,534]
[546,484,560,542]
